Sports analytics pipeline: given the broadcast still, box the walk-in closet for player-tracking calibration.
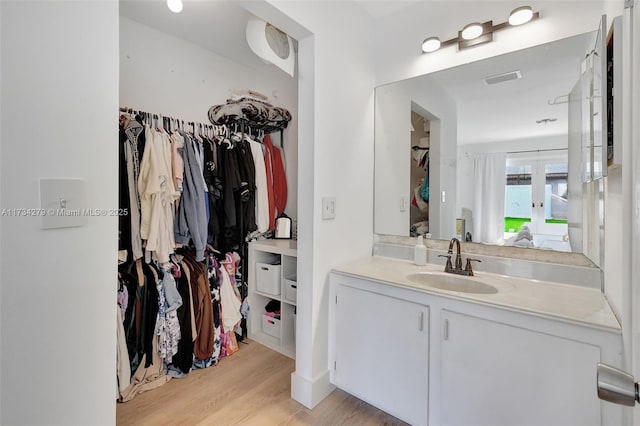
[116,0,299,410]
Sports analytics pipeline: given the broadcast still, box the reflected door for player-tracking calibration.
[505,156,568,239]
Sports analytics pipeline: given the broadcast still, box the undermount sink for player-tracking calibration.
[406,272,498,294]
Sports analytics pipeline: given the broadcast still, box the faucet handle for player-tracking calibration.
[465,258,482,275]
[438,254,453,271]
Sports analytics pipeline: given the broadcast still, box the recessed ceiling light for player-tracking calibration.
[167,0,183,13]
[422,37,441,53]
[461,23,484,40]
[509,6,534,26]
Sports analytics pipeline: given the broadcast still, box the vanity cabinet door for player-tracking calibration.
[333,284,429,425]
[440,310,601,426]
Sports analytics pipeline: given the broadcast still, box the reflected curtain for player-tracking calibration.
[472,153,506,244]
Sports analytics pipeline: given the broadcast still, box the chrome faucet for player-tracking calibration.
[438,237,481,276]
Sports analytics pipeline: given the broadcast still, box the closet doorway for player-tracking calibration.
[117,0,299,413]
[410,111,430,237]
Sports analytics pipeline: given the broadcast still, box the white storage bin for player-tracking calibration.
[262,313,281,338]
[284,278,297,303]
[256,262,281,295]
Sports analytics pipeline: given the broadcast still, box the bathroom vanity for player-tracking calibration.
[328,256,622,426]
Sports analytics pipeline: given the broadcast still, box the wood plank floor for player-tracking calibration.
[116,340,408,425]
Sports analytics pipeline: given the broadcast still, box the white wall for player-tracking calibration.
[0,1,118,425]
[375,76,457,239]
[281,1,375,407]
[120,16,299,219]
[243,0,375,408]
[374,0,608,86]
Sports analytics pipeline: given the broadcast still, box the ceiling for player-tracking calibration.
[120,0,265,69]
[427,31,597,145]
[355,1,421,19]
[121,1,597,146]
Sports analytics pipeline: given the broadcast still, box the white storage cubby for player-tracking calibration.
[248,240,297,358]
[261,313,281,338]
[256,261,282,296]
[284,277,297,303]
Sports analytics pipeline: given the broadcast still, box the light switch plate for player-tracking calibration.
[40,178,86,229]
[400,196,408,212]
[322,197,336,220]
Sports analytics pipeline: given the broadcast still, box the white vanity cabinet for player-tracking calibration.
[331,284,429,425]
[440,310,601,426]
[329,269,622,426]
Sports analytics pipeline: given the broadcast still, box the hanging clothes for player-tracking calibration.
[236,139,257,239]
[116,301,131,398]
[203,137,223,247]
[117,103,293,401]
[155,265,181,365]
[119,115,146,260]
[246,137,269,233]
[219,258,243,334]
[180,250,214,361]
[262,136,276,230]
[174,132,208,261]
[119,335,171,403]
[167,263,194,376]
[138,127,180,263]
[264,135,288,218]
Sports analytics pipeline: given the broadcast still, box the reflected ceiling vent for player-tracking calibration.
[482,70,522,85]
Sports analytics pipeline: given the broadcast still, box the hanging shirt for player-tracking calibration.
[271,144,288,217]
[219,265,242,334]
[262,135,276,230]
[169,132,185,193]
[138,127,180,263]
[122,118,145,260]
[247,138,269,233]
[174,132,208,261]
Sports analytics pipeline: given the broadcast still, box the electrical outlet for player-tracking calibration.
[322,197,336,220]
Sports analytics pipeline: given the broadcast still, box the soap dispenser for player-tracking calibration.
[414,235,427,266]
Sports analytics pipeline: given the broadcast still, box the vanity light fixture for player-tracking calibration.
[421,37,442,53]
[167,0,183,13]
[509,6,534,26]
[421,5,539,53]
[461,23,484,40]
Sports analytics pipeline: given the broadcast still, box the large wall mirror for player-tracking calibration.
[374,28,606,266]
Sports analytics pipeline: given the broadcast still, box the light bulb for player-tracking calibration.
[461,23,483,40]
[422,37,441,53]
[509,6,533,26]
[167,0,183,13]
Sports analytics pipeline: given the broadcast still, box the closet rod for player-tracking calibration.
[120,107,220,129]
[506,147,567,154]
[121,106,285,144]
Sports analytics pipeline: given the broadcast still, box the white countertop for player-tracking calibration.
[333,256,621,333]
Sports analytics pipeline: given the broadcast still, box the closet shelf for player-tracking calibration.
[248,240,297,359]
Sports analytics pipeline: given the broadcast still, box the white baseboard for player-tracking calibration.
[291,370,335,408]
